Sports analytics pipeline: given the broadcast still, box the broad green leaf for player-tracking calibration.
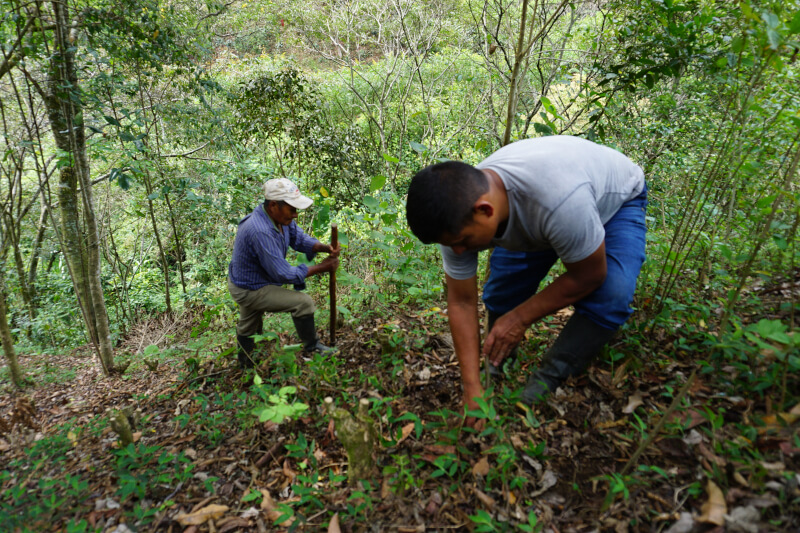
[253,373,263,386]
[790,11,800,34]
[382,153,399,163]
[320,186,329,198]
[767,29,781,50]
[370,175,386,192]
[363,195,379,210]
[409,141,427,154]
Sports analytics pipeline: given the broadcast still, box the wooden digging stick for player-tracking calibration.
[329,223,338,345]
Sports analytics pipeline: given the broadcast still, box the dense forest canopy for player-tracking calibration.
[1,0,799,531]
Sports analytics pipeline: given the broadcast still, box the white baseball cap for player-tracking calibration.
[263,178,313,209]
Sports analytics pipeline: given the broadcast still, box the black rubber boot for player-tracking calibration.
[292,314,337,355]
[520,312,617,405]
[485,310,520,382]
[237,334,256,369]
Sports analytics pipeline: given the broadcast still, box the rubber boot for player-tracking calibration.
[520,312,617,405]
[237,334,256,369]
[292,314,337,355]
[485,310,520,382]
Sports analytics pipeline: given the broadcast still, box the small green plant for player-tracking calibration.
[597,472,640,510]
[251,380,309,424]
[519,511,542,533]
[114,442,194,504]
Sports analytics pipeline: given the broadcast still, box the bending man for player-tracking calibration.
[228,178,340,369]
[406,136,647,419]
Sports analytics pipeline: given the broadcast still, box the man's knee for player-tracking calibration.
[577,273,638,328]
[291,293,316,317]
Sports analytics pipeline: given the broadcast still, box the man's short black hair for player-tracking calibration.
[406,161,488,244]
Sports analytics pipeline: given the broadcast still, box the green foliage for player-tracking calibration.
[0,427,93,531]
[251,382,309,424]
[114,442,194,502]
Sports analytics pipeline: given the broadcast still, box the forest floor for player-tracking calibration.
[1,279,800,532]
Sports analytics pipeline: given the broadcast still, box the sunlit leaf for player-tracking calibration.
[174,504,229,526]
[697,480,726,525]
[409,141,427,153]
[370,175,386,192]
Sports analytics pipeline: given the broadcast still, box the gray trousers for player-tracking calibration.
[228,279,315,336]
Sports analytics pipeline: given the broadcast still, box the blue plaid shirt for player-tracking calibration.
[228,203,319,290]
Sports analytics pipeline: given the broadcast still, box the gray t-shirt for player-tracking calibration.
[441,136,645,280]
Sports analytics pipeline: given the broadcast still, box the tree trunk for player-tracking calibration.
[26,202,48,298]
[502,0,530,147]
[43,0,114,374]
[0,268,24,387]
[55,166,98,344]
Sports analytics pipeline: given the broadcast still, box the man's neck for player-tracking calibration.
[482,169,509,226]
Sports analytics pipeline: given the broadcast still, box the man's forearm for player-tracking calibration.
[510,243,608,328]
[448,300,482,389]
[511,269,602,327]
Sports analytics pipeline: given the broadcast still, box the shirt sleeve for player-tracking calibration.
[543,186,605,263]
[252,231,309,285]
[440,245,479,279]
[288,223,319,255]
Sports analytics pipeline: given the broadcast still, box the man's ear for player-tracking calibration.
[473,199,494,218]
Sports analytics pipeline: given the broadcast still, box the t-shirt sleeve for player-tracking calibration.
[440,245,479,279]
[543,187,605,263]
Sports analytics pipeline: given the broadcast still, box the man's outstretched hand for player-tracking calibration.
[482,310,526,368]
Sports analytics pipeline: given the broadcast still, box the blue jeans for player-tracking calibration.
[483,185,647,330]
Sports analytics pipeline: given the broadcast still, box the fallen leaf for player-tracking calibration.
[174,504,229,526]
[666,408,707,430]
[756,403,800,435]
[510,434,525,449]
[474,488,496,509]
[423,444,456,455]
[240,507,260,519]
[697,442,726,467]
[505,489,517,505]
[724,505,759,533]
[328,512,341,533]
[396,422,415,445]
[472,456,490,477]
[697,480,726,526]
[623,393,644,414]
[282,459,297,483]
[664,512,694,533]
[218,516,251,533]
[425,492,442,515]
[260,489,294,526]
[530,469,558,497]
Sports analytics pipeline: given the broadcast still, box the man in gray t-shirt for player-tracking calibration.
[406,136,647,425]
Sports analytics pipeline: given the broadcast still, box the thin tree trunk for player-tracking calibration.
[0,264,24,387]
[27,202,48,297]
[55,166,98,343]
[164,192,187,293]
[43,0,114,374]
[502,0,530,147]
[143,175,173,314]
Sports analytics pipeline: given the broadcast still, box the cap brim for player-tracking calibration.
[285,195,313,210]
